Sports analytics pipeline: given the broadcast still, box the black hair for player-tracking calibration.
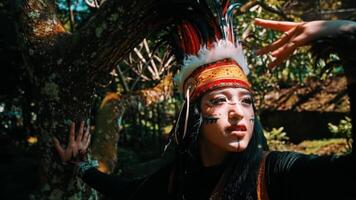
[172,98,268,199]
[222,117,267,200]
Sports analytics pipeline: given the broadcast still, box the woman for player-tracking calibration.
[54,2,356,199]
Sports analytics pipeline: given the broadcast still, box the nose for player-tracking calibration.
[228,103,243,122]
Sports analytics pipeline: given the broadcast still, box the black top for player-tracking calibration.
[83,150,355,200]
[82,162,226,199]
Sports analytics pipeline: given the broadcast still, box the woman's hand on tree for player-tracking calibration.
[53,121,91,163]
[254,18,356,68]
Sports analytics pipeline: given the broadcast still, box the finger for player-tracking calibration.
[271,35,307,58]
[287,31,311,47]
[53,137,66,161]
[268,43,297,68]
[84,121,90,139]
[256,28,295,55]
[254,18,300,32]
[77,121,85,143]
[270,27,307,58]
[83,134,91,151]
[79,130,89,153]
[69,122,75,145]
[82,127,90,144]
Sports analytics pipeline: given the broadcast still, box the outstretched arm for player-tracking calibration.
[255,18,356,145]
[255,18,356,199]
[254,18,356,69]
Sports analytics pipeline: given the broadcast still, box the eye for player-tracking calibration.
[241,96,253,106]
[209,97,227,105]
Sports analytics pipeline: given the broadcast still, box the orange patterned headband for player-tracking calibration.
[183,59,251,101]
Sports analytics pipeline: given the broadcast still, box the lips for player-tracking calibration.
[226,124,247,132]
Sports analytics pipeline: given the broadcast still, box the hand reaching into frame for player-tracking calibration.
[53,121,91,163]
[254,18,356,68]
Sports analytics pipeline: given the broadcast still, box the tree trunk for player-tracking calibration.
[13,0,177,198]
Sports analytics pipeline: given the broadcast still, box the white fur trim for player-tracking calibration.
[174,40,249,93]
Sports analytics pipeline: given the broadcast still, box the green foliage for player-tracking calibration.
[264,127,290,150]
[328,117,352,149]
[234,1,341,108]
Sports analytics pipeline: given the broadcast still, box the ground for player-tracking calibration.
[272,138,350,156]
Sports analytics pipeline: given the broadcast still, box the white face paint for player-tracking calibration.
[199,87,255,165]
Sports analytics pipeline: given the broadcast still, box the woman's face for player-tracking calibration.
[200,87,255,153]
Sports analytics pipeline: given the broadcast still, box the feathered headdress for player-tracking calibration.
[170,0,250,100]
[165,0,250,147]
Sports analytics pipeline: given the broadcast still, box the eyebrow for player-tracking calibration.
[239,90,252,96]
[207,89,252,97]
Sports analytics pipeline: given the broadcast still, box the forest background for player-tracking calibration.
[0,0,355,199]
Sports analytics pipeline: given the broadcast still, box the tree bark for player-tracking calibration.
[13,0,177,198]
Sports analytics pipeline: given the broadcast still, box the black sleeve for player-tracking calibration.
[265,151,355,200]
[81,163,173,199]
[81,168,143,199]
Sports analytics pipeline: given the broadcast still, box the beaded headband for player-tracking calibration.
[183,58,250,101]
